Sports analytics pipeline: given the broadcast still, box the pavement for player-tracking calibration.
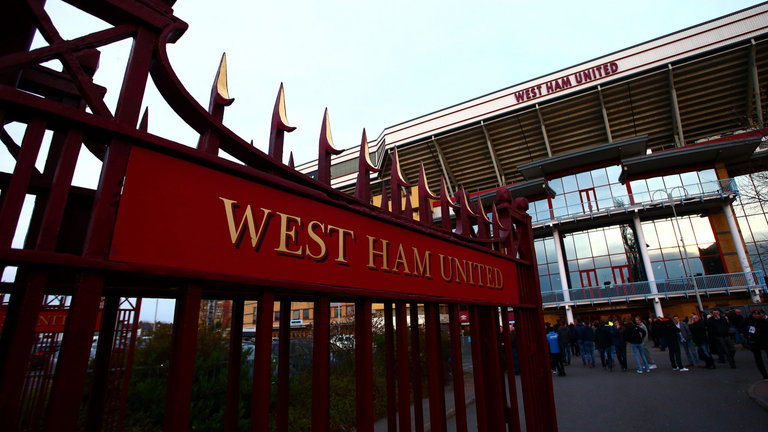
[374,346,768,431]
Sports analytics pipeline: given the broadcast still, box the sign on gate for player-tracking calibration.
[109,147,519,304]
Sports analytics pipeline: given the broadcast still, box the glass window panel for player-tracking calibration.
[595,185,612,201]
[565,191,581,207]
[610,253,628,266]
[698,169,717,184]
[594,256,611,269]
[592,168,609,186]
[611,184,630,205]
[562,175,578,193]
[662,247,682,260]
[663,174,683,191]
[741,222,754,243]
[747,243,758,255]
[549,263,560,275]
[680,172,699,188]
[577,257,595,269]
[538,264,548,276]
[748,214,768,242]
[649,249,663,262]
[563,235,576,260]
[629,179,648,194]
[545,238,557,263]
[589,231,609,256]
[576,171,593,189]
[646,177,665,197]
[656,221,679,248]
[665,260,686,278]
[535,240,547,264]
[605,165,621,183]
[652,262,667,280]
[549,178,564,194]
[569,272,582,289]
[550,274,562,291]
[573,233,591,259]
[539,276,551,292]
[642,222,659,249]
[690,217,715,244]
[596,268,613,286]
[688,259,704,275]
[551,195,567,217]
[605,227,626,254]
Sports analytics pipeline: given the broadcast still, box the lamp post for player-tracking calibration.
[653,188,704,311]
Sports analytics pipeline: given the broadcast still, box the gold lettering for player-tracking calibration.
[439,254,453,281]
[486,265,494,288]
[328,226,354,264]
[495,267,504,289]
[393,243,411,275]
[453,258,467,284]
[219,197,271,250]
[412,248,432,279]
[274,212,303,256]
[306,220,327,261]
[367,236,390,271]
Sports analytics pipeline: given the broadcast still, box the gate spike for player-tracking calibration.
[403,187,413,220]
[439,176,458,231]
[139,107,149,132]
[455,185,477,237]
[475,199,492,241]
[389,148,410,216]
[317,108,343,185]
[355,129,381,203]
[380,182,390,211]
[417,162,438,225]
[268,83,297,163]
[288,151,295,169]
[197,53,234,154]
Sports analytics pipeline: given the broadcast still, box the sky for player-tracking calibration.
[1,0,763,322]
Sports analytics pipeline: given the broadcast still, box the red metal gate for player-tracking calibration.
[0,1,556,431]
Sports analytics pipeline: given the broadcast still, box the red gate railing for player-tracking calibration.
[0,1,556,431]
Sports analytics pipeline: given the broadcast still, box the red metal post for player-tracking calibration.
[355,298,374,432]
[395,302,412,431]
[250,291,275,432]
[448,304,468,432]
[276,299,292,432]
[469,305,488,432]
[162,284,202,432]
[502,313,522,432]
[224,299,245,432]
[410,303,425,432]
[383,302,397,432]
[85,295,121,432]
[312,296,331,432]
[425,302,446,432]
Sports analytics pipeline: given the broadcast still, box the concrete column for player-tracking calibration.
[552,228,574,324]
[633,213,664,317]
[722,202,761,303]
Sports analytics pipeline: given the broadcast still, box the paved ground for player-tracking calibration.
[549,347,768,431]
[378,345,768,431]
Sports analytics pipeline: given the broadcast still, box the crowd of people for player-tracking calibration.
[545,307,768,380]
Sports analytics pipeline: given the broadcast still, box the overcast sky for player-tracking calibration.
[2,0,762,322]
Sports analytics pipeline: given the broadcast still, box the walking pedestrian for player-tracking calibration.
[744,308,768,379]
[635,316,657,369]
[625,319,651,373]
[661,316,687,371]
[707,308,736,368]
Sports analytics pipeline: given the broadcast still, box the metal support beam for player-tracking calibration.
[431,136,456,196]
[750,39,764,129]
[536,104,553,157]
[480,121,505,186]
[667,64,685,147]
[598,85,612,142]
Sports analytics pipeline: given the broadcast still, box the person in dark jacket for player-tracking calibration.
[651,317,666,350]
[660,316,687,371]
[689,312,715,369]
[611,321,628,372]
[547,324,566,376]
[595,321,614,371]
[707,308,736,368]
[574,321,587,365]
[625,320,650,373]
[557,322,572,366]
[582,321,596,368]
[744,308,768,379]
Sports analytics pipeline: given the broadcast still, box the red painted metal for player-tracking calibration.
[425,302,447,432]
[224,299,244,432]
[409,303,425,432]
[395,302,412,431]
[502,315,522,432]
[355,299,374,432]
[311,296,331,432]
[0,2,556,431]
[383,302,397,432]
[448,304,468,432]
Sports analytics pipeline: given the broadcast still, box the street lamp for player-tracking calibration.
[652,188,704,311]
